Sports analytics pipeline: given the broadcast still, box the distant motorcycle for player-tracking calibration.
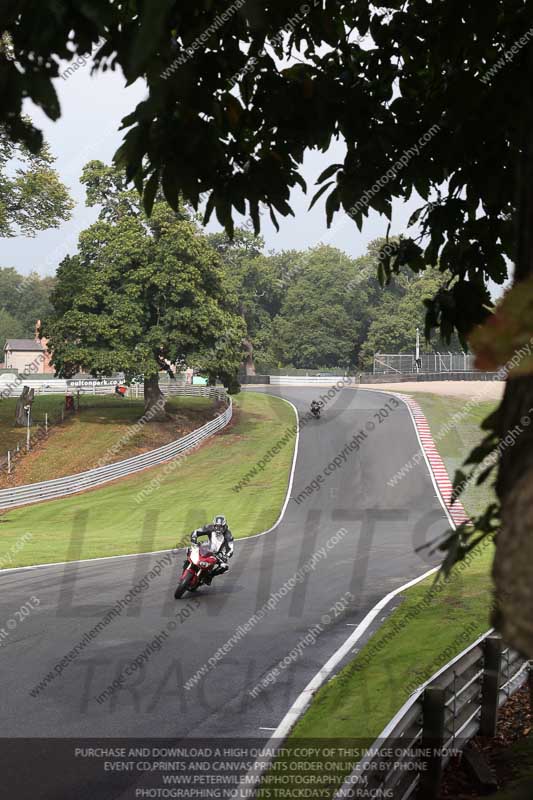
[174,544,225,598]
[310,404,321,419]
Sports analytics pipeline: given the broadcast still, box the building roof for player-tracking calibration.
[4,339,45,352]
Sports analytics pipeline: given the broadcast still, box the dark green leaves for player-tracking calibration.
[309,181,335,210]
[203,192,216,226]
[26,74,61,122]
[143,171,160,216]
[316,163,343,184]
[162,164,180,212]
[326,187,341,227]
[128,0,175,77]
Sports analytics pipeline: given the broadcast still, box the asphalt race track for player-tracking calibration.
[0,386,449,799]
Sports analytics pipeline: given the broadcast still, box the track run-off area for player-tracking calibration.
[0,385,450,799]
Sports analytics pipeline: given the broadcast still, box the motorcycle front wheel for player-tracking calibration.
[174,571,193,599]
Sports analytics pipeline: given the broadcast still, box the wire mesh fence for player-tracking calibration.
[373,353,477,375]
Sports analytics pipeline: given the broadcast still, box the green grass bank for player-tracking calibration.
[0,391,295,567]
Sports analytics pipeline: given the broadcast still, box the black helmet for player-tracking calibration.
[213,514,227,533]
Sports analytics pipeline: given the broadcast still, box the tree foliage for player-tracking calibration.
[0,123,74,237]
[0,307,25,352]
[43,163,245,411]
[1,1,523,338]
[359,268,460,368]
[0,267,55,344]
[207,235,460,371]
[268,245,373,369]
[207,229,287,367]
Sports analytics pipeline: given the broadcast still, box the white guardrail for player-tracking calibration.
[269,375,350,385]
[0,387,231,510]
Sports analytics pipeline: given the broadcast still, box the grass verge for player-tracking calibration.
[286,393,497,763]
[0,392,295,567]
[0,394,64,453]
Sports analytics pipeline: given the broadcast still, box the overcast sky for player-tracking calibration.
[2,61,423,278]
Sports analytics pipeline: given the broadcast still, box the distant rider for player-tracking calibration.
[188,515,234,584]
[310,399,322,417]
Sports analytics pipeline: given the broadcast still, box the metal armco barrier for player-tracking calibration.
[0,387,231,510]
[239,374,271,384]
[334,631,530,800]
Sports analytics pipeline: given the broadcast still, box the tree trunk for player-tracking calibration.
[143,374,166,421]
[493,378,533,657]
[242,338,256,376]
[492,65,533,658]
[239,302,256,376]
[15,386,34,426]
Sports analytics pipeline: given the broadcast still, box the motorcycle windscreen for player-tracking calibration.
[199,543,213,557]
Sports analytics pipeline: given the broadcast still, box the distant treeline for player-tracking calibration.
[1,235,459,373]
[208,231,462,372]
[0,267,55,349]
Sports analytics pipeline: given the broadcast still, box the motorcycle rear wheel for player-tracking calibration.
[174,572,193,599]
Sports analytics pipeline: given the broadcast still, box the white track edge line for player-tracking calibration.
[272,565,440,739]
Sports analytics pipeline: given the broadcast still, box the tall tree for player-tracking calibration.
[15,272,55,332]
[0,267,23,313]
[0,122,74,237]
[0,308,25,352]
[207,229,285,373]
[269,245,374,369]
[44,163,245,415]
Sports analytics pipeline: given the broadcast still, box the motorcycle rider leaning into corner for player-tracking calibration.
[310,399,322,416]
[185,515,234,585]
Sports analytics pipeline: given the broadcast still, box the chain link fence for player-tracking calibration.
[373,353,477,375]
